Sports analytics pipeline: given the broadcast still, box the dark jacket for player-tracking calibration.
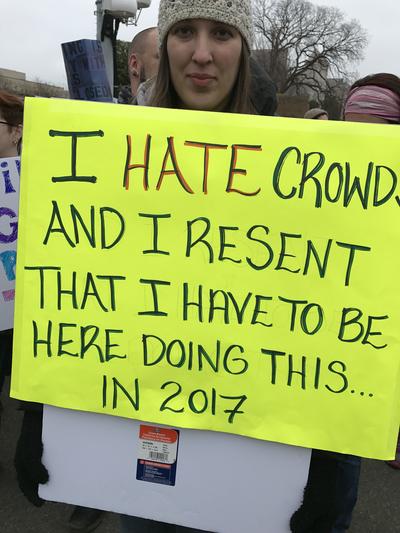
[249,56,277,116]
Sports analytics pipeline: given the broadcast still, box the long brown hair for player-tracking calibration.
[149,38,255,114]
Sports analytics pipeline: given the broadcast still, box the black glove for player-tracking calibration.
[14,405,49,507]
[290,450,338,533]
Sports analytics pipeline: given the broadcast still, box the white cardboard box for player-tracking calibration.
[41,405,310,532]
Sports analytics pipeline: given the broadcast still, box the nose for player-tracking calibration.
[191,33,213,65]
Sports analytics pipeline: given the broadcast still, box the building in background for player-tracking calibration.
[0,68,68,98]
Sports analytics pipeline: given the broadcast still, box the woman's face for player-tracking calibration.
[0,112,20,158]
[167,18,242,112]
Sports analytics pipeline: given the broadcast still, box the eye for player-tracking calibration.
[171,23,194,39]
[213,25,235,41]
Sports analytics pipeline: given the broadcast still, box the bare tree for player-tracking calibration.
[115,40,130,88]
[253,0,368,98]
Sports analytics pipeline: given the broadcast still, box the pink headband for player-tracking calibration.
[344,85,400,123]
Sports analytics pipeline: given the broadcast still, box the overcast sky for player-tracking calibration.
[0,0,398,88]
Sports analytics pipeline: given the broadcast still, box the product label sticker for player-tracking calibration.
[136,425,180,486]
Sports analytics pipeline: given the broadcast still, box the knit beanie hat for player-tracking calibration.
[158,0,254,50]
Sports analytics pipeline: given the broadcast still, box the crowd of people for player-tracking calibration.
[1,0,399,532]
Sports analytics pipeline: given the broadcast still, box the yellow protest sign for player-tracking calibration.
[11,97,400,459]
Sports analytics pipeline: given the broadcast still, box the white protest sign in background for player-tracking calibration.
[0,157,20,331]
[41,406,310,533]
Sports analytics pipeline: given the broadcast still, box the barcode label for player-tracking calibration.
[137,426,179,485]
[149,451,169,462]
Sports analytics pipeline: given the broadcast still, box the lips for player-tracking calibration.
[187,73,216,87]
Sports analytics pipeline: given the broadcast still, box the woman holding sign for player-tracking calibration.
[120,0,255,532]
[14,1,277,531]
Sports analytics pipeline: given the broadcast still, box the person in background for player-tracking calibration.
[291,72,400,533]
[0,90,23,157]
[118,27,159,104]
[304,107,329,120]
[345,72,400,473]
[63,29,158,533]
[2,89,102,531]
[344,72,400,124]
[0,89,23,441]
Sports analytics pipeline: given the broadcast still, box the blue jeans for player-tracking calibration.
[290,450,361,533]
[331,454,362,533]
